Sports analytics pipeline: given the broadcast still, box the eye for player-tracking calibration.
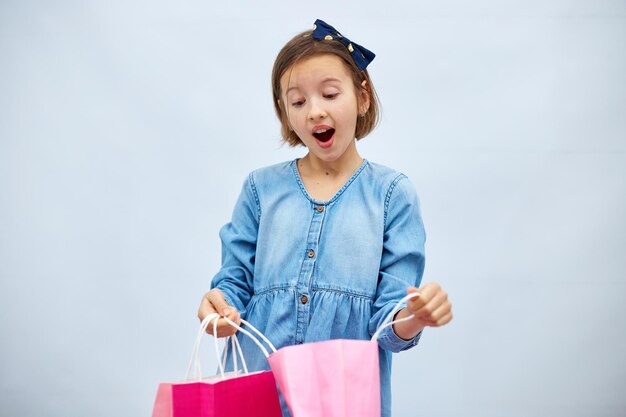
[291,99,305,107]
[324,93,338,100]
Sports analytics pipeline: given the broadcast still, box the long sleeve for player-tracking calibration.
[210,173,261,316]
[368,174,426,352]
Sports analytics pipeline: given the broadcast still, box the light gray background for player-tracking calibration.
[1,1,625,416]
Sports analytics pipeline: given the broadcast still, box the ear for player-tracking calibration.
[359,80,371,115]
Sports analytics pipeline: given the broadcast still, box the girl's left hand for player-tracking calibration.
[406,283,453,327]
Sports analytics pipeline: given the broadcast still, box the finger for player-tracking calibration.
[198,293,219,322]
[211,312,239,337]
[214,313,241,337]
[406,287,426,312]
[214,318,238,338]
[419,282,442,300]
[200,290,239,337]
[413,290,448,319]
[202,291,240,323]
[207,289,234,317]
[439,311,453,326]
[204,314,224,337]
[427,300,452,323]
[224,309,241,325]
[426,311,453,327]
[205,313,239,338]
[407,282,441,311]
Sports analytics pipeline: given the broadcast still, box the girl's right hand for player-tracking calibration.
[197,288,241,338]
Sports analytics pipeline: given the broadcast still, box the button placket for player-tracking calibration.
[294,202,327,344]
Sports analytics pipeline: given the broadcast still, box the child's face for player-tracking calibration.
[280,54,369,163]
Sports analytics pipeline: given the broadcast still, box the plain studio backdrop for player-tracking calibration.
[1,1,625,416]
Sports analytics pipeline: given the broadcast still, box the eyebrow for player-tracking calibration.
[285,77,343,94]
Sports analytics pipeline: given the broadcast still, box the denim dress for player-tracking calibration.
[211,159,426,417]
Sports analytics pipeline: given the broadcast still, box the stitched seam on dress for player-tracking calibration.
[291,158,369,205]
[383,174,407,229]
[325,159,369,205]
[310,286,374,300]
[248,172,262,221]
[254,285,296,296]
[291,160,311,202]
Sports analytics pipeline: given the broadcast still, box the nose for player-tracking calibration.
[307,99,327,121]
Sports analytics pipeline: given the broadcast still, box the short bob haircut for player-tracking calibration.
[272,29,381,147]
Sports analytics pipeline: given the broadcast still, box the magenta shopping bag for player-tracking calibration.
[151,313,282,417]
[171,371,281,417]
[152,372,281,417]
[267,293,420,417]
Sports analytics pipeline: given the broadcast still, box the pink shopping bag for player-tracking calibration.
[151,313,282,417]
[267,339,380,417]
[152,383,174,417]
[266,293,420,417]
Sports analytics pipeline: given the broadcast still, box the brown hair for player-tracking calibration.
[272,29,381,147]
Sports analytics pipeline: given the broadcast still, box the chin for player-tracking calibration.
[315,152,342,162]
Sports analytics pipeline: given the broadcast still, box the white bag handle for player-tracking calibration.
[221,332,248,375]
[211,318,249,379]
[185,313,277,381]
[185,313,246,381]
[371,292,421,342]
[223,317,278,356]
[185,313,219,381]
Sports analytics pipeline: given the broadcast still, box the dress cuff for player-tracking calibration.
[376,319,423,353]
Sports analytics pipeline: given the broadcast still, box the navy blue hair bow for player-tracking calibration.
[311,19,375,71]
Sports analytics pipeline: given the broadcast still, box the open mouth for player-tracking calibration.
[313,128,335,143]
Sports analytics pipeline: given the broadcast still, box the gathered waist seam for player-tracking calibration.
[252,285,373,300]
[312,286,374,300]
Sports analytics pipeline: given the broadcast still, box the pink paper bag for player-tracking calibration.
[267,339,380,417]
[151,313,282,417]
[172,371,282,417]
[152,383,174,417]
[266,293,421,417]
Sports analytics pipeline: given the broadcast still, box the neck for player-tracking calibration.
[301,141,363,178]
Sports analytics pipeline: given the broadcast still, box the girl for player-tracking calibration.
[197,19,453,417]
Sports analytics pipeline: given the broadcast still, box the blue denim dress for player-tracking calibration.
[211,159,425,417]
